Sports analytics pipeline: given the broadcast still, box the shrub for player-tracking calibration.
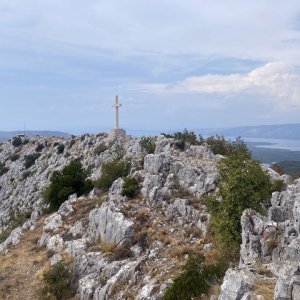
[35,143,45,152]
[40,261,74,300]
[205,152,272,258]
[69,139,76,148]
[203,135,250,157]
[22,170,32,180]
[173,129,198,145]
[12,137,22,147]
[10,153,20,161]
[57,143,65,154]
[271,179,286,192]
[121,176,139,198]
[0,211,31,243]
[0,161,9,176]
[139,137,156,154]
[163,254,227,300]
[44,159,93,211]
[94,144,108,155]
[95,158,131,190]
[24,153,40,169]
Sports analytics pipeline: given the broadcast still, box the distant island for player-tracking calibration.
[0,131,70,142]
[197,123,300,140]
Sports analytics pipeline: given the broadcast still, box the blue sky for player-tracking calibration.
[1,0,300,134]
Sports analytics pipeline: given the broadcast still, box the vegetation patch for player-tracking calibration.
[24,153,41,169]
[56,143,65,154]
[0,211,32,243]
[95,158,131,190]
[139,137,156,154]
[94,143,108,155]
[44,159,93,212]
[12,137,23,147]
[0,161,9,176]
[121,176,139,198]
[39,261,75,300]
[10,153,20,161]
[205,152,272,259]
[163,254,227,300]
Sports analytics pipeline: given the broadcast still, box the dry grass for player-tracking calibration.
[171,245,202,258]
[0,218,50,300]
[255,279,275,300]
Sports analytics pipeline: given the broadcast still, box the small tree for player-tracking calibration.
[163,254,227,300]
[121,176,139,198]
[24,153,41,169]
[12,137,22,147]
[205,152,272,258]
[95,158,131,190]
[57,143,65,154]
[44,159,93,211]
[40,261,74,300]
[139,137,156,154]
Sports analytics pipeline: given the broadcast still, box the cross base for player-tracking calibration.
[109,128,126,140]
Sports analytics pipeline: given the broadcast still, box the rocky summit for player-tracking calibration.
[0,132,297,299]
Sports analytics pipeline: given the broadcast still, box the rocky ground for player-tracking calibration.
[0,132,298,299]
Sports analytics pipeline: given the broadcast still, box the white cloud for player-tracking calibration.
[140,62,300,111]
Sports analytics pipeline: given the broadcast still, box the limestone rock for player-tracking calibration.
[88,203,135,245]
[219,268,256,300]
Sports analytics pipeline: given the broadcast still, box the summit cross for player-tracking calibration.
[113,95,122,129]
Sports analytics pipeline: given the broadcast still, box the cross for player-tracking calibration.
[113,95,122,129]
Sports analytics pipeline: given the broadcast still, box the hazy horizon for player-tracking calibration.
[1,1,300,132]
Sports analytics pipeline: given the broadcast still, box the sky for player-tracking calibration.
[1,0,300,134]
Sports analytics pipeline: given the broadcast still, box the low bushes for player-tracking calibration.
[57,143,65,154]
[44,159,93,212]
[0,161,9,176]
[24,153,41,169]
[163,254,227,300]
[94,144,108,155]
[39,261,75,300]
[10,153,20,161]
[12,137,22,147]
[139,137,156,154]
[121,176,139,198]
[94,158,131,190]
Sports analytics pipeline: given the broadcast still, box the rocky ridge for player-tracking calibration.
[0,133,218,299]
[1,132,297,299]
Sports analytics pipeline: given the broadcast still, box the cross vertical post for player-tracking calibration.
[113,95,122,129]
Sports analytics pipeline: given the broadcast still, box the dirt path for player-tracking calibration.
[0,220,49,300]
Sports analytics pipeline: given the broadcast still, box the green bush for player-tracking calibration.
[271,179,286,192]
[139,137,156,154]
[0,211,31,243]
[12,137,22,147]
[205,152,272,258]
[35,143,45,152]
[121,176,139,198]
[40,261,74,300]
[163,254,227,300]
[173,129,198,145]
[203,135,250,157]
[44,159,93,212]
[57,143,65,154]
[0,161,9,176]
[95,158,131,190]
[24,153,41,169]
[69,139,76,148]
[10,153,20,161]
[94,143,108,155]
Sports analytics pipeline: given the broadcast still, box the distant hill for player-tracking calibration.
[0,131,70,142]
[198,124,300,140]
